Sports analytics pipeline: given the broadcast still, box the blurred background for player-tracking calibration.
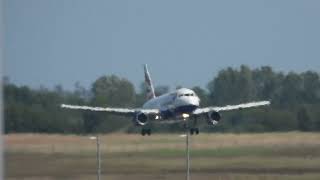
[4,0,320,180]
[4,0,320,134]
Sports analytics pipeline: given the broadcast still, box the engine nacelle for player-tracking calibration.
[207,111,221,126]
[133,112,148,126]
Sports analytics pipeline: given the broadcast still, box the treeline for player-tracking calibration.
[4,65,320,134]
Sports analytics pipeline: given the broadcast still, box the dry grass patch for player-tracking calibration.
[5,132,320,180]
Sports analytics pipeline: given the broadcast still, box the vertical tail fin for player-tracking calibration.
[144,64,156,99]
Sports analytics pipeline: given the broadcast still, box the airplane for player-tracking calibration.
[61,65,270,136]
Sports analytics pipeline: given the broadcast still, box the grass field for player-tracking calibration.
[5,132,320,180]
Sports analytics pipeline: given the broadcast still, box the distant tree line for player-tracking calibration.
[4,65,320,134]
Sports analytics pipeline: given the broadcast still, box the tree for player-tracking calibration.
[4,66,320,134]
[207,67,237,105]
[297,107,313,131]
[278,72,304,108]
[155,85,169,96]
[91,75,136,107]
[89,75,136,133]
[74,81,91,101]
[252,66,282,100]
[207,65,256,105]
[301,71,320,103]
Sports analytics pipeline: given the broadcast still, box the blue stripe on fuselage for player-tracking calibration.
[174,105,198,114]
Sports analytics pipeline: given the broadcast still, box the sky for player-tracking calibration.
[4,0,320,91]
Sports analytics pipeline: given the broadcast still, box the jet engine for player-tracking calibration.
[133,112,148,126]
[206,111,221,125]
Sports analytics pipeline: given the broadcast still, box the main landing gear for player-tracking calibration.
[189,128,199,135]
[141,128,151,136]
[183,119,200,135]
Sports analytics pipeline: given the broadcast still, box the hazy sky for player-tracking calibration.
[5,0,320,91]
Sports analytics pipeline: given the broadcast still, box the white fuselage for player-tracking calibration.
[142,88,200,119]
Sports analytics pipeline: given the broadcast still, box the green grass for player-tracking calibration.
[5,132,320,180]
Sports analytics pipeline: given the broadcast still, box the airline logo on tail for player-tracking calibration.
[144,64,156,100]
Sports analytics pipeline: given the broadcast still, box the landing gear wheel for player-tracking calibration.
[190,128,194,135]
[141,129,146,136]
[195,128,199,135]
[141,129,151,136]
[190,128,199,135]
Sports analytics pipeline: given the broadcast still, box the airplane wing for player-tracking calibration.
[61,104,159,116]
[193,101,270,115]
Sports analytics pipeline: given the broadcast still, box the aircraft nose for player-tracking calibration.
[192,97,200,106]
[178,96,199,107]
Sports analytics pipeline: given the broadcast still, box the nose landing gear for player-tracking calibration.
[183,116,200,135]
[189,116,199,135]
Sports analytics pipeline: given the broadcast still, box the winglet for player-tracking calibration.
[144,64,156,99]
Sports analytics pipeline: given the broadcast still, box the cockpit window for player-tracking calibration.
[179,93,194,97]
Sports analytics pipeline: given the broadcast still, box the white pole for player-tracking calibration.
[185,121,190,180]
[96,135,101,180]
